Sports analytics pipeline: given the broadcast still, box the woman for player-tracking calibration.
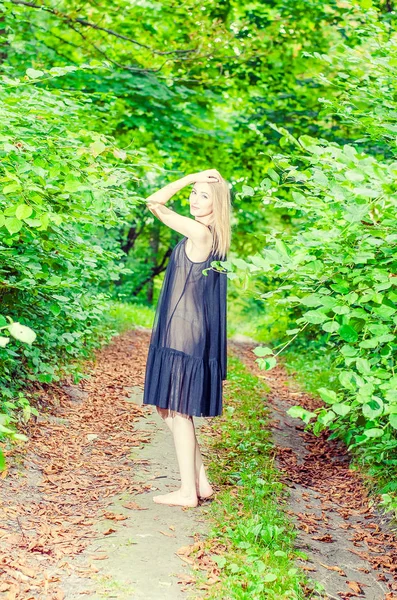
[142,168,231,508]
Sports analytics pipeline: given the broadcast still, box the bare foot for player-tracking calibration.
[196,481,214,499]
[153,488,198,507]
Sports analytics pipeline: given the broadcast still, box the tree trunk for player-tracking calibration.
[147,225,160,303]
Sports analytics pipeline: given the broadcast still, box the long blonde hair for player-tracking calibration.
[209,175,232,260]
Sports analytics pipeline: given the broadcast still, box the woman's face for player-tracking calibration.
[189,183,213,217]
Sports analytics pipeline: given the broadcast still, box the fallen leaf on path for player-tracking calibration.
[176,554,195,565]
[319,563,346,577]
[312,533,334,542]
[122,501,147,510]
[102,512,128,521]
[347,581,364,594]
[176,544,193,555]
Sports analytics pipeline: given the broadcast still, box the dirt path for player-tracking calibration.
[1,329,397,600]
[0,328,211,600]
[230,338,397,600]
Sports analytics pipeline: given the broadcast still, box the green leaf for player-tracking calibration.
[0,336,10,347]
[352,187,379,198]
[339,370,357,390]
[360,337,381,349]
[0,423,15,434]
[24,218,42,227]
[318,410,336,426]
[338,324,358,342]
[260,178,272,191]
[345,169,365,182]
[330,282,350,294]
[7,322,37,344]
[317,387,338,404]
[257,356,277,370]
[300,294,324,307]
[242,184,255,196]
[362,398,383,419]
[333,403,351,416]
[356,358,371,375]
[303,310,328,324]
[275,239,290,257]
[89,140,107,157]
[322,321,340,333]
[253,346,273,357]
[12,433,28,442]
[15,204,33,220]
[312,169,328,186]
[4,217,23,235]
[263,573,277,583]
[332,305,350,315]
[0,450,5,471]
[363,428,384,438]
[211,555,226,568]
[26,68,45,78]
[267,168,280,183]
[3,182,20,194]
[287,406,317,423]
[389,414,397,430]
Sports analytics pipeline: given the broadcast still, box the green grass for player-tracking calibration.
[194,353,326,600]
[226,293,290,344]
[281,343,340,397]
[105,300,155,332]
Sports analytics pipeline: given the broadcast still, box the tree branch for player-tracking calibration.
[132,246,173,297]
[10,0,198,57]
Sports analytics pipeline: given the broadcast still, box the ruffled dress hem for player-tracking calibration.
[142,343,223,417]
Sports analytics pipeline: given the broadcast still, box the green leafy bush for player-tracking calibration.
[0,65,146,464]
[235,11,397,476]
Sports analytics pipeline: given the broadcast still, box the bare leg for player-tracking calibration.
[156,407,174,434]
[153,410,198,507]
[192,425,214,499]
[156,408,213,498]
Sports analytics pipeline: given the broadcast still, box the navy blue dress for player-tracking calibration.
[142,225,227,417]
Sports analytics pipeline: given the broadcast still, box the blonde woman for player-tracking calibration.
[142,168,231,507]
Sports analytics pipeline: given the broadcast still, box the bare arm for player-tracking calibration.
[144,169,220,241]
[145,174,194,206]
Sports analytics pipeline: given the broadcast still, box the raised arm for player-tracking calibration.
[145,170,220,240]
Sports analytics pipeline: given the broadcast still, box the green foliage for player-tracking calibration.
[0,65,148,462]
[234,11,397,478]
[2,0,397,511]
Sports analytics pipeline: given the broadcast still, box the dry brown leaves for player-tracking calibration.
[229,340,397,599]
[174,535,226,592]
[0,329,153,599]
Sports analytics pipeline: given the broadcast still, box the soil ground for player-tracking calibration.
[1,328,396,599]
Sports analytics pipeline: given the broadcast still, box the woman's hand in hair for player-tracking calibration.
[191,169,222,183]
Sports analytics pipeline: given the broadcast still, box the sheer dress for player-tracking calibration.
[142,225,227,417]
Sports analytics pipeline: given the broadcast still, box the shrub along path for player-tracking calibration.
[229,338,397,599]
[0,329,396,599]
